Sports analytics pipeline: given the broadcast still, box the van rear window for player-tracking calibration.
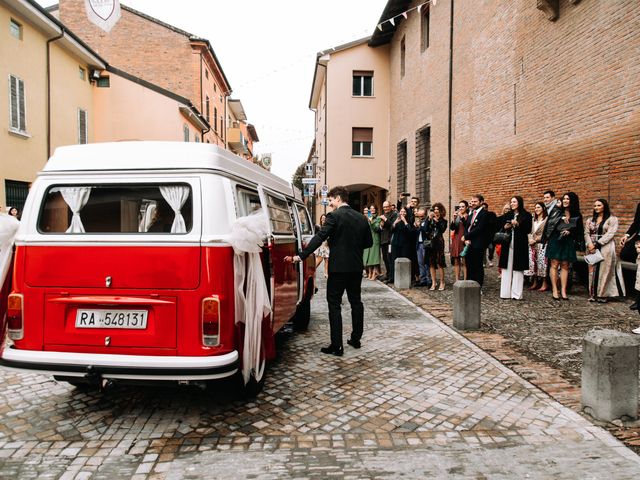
[38,184,193,234]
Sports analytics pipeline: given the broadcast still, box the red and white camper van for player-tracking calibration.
[0,142,316,394]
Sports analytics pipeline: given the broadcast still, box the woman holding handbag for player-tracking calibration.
[584,198,625,302]
[426,203,448,290]
[525,202,548,291]
[498,196,532,300]
[450,200,469,281]
[544,192,585,300]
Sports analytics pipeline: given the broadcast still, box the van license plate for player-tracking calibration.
[76,310,148,329]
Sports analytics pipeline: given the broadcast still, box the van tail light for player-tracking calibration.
[201,296,220,347]
[7,294,24,341]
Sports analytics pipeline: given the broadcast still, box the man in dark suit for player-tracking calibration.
[378,200,397,282]
[286,186,373,356]
[621,201,640,309]
[464,194,490,287]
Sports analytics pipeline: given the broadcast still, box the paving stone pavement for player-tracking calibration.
[0,272,639,479]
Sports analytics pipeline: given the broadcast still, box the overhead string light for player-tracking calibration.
[376,0,437,32]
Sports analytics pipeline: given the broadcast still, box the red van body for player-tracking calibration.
[0,142,315,390]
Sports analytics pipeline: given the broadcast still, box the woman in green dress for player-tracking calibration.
[363,205,382,280]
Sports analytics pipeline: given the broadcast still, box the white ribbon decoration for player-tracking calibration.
[159,186,189,233]
[0,214,20,298]
[60,187,92,233]
[228,212,272,384]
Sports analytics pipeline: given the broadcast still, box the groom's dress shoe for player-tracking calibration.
[320,345,343,356]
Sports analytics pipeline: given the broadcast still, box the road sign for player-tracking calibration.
[302,178,319,185]
[321,198,329,206]
[320,184,329,193]
[304,185,315,197]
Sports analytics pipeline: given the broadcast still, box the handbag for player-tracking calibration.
[493,229,511,246]
[584,249,604,265]
[423,238,433,249]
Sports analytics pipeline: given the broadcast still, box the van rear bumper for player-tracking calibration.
[0,346,239,381]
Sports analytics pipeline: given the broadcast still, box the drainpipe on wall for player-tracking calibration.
[46,31,64,158]
[320,62,328,215]
[447,0,455,228]
[199,52,204,142]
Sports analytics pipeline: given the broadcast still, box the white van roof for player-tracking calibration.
[44,142,298,199]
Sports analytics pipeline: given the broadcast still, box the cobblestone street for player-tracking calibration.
[0,272,639,479]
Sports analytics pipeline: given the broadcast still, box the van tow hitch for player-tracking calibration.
[84,365,101,386]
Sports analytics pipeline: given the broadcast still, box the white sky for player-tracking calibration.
[36,0,389,182]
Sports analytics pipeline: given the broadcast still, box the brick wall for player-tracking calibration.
[58,0,194,102]
[452,0,640,230]
[386,0,640,231]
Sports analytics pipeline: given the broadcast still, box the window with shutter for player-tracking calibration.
[17,79,25,132]
[352,127,373,157]
[9,74,26,134]
[397,141,408,196]
[9,75,18,129]
[415,127,431,205]
[78,108,88,144]
[352,71,374,97]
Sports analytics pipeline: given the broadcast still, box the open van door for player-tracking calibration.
[258,188,298,332]
[290,202,314,303]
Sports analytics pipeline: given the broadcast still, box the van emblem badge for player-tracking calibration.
[105,276,112,287]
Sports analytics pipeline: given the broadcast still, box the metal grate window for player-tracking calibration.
[78,108,88,144]
[5,179,29,213]
[396,140,407,196]
[415,126,431,207]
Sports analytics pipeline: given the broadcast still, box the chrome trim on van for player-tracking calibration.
[0,347,239,381]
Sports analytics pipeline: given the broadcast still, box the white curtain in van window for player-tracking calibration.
[60,187,92,233]
[159,186,189,233]
[228,211,271,384]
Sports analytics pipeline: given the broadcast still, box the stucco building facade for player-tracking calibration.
[309,38,391,220]
[49,0,231,147]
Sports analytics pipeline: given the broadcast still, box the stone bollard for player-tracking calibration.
[452,280,481,331]
[394,257,412,289]
[581,329,640,422]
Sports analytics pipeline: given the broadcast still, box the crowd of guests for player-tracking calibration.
[321,192,640,331]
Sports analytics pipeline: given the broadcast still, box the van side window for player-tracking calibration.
[266,194,294,235]
[236,188,262,217]
[38,184,193,234]
[295,204,313,235]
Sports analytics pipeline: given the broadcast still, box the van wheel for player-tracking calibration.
[293,296,311,331]
[212,335,267,399]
